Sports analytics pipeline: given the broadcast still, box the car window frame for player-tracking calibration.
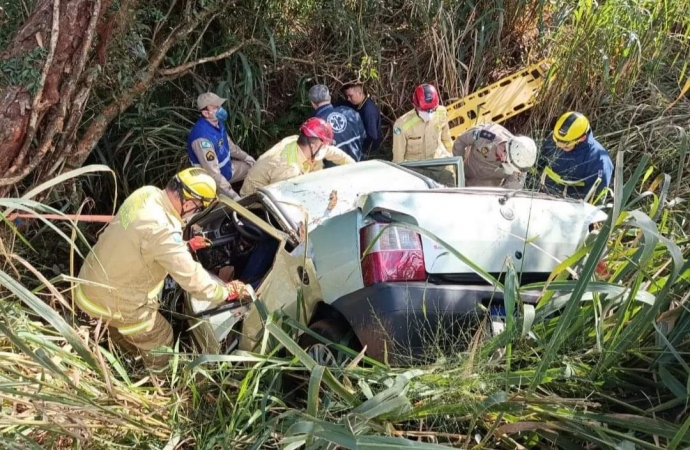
[398,156,465,187]
[215,194,288,243]
[239,191,301,246]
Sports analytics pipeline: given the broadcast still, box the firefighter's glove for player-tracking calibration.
[226,280,249,302]
[188,235,212,252]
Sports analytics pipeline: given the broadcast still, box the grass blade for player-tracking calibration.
[0,270,100,371]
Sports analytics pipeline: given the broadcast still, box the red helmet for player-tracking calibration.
[300,117,334,143]
[412,84,440,111]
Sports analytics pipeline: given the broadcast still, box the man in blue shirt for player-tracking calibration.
[338,82,382,159]
[309,84,366,167]
[537,111,613,200]
[186,93,256,199]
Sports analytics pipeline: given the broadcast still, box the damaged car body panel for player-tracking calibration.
[257,160,438,234]
[238,244,322,352]
[182,161,608,365]
[184,194,318,353]
[358,189,607,275]
[313,189,607,363]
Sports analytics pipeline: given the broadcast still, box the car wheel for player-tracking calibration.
[281,319,355,406]
[298,319,354,367]
[306,343,337,366]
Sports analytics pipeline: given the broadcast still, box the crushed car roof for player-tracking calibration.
[258,160,595,233]
[259,160,434,231]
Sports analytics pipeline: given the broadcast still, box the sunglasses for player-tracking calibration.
[182,186,213,208]
[554,138,581,149]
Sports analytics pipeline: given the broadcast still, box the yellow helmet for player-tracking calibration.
[553,111,590,147]
[175,168,217,207]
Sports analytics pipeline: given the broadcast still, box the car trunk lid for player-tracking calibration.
[360,189,607,276]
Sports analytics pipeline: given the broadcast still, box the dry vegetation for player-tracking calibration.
[0,0,689,448]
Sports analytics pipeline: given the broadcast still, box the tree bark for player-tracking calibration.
[0,0,100,187]
[0,0,248,195]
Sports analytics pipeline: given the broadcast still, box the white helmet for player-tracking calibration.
[503,135,537,174]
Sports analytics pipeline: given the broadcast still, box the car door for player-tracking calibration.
[212,195,323,353]
[399,156,465,187]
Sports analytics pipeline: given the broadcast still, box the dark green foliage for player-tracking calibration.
[0,47,46,93]
[0,0,36,50]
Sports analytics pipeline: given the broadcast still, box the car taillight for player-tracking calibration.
[360,222,426,286]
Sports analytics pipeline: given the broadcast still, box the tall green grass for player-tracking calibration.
[1,0,689,447]
[1,147,689,448]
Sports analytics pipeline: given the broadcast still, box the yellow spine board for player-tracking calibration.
[445,59,553,139]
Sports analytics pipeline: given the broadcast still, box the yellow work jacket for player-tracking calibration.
[392,106,452,163]
[76,187,228,330]
[239,135,355,196]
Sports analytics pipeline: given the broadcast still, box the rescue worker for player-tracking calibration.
[453,123,537,189]
[76,168,248,370]
[309,84,366,165]
[537,111,613,199]
[186,92,256,199]
[392,83,453,164]
[337,81,382,158]
[239,117,355,196]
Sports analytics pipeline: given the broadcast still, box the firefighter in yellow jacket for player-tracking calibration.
[240,117,355,196]
[392,84,453,163]
[76,168,247,370]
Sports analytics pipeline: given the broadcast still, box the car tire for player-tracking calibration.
[298,319,355,367]
[280,319,356,407]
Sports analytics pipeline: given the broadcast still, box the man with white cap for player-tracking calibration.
[452,123,537,189]
[186,92,256,199]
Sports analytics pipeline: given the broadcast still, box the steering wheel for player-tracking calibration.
[232,211,264,241]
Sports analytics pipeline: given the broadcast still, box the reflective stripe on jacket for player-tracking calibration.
[187,118,232,180]
[77,186,228,332]
[538,131,613,199]
[239,135,355,196]
[74,285,155,335]
[392,106,452,163]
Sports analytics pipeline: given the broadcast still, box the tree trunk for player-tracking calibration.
[0,0,101,189]
[0,0,248,196]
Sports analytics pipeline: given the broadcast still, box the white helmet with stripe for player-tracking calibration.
[503,135,537,174]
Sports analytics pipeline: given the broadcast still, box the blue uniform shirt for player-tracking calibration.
[312,104,366,165]
[538,131,613,199]
[335,96,383,157]
[186,118,232,180]
[337,96,382,157]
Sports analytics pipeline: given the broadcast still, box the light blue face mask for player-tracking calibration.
[214,107,229,122]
